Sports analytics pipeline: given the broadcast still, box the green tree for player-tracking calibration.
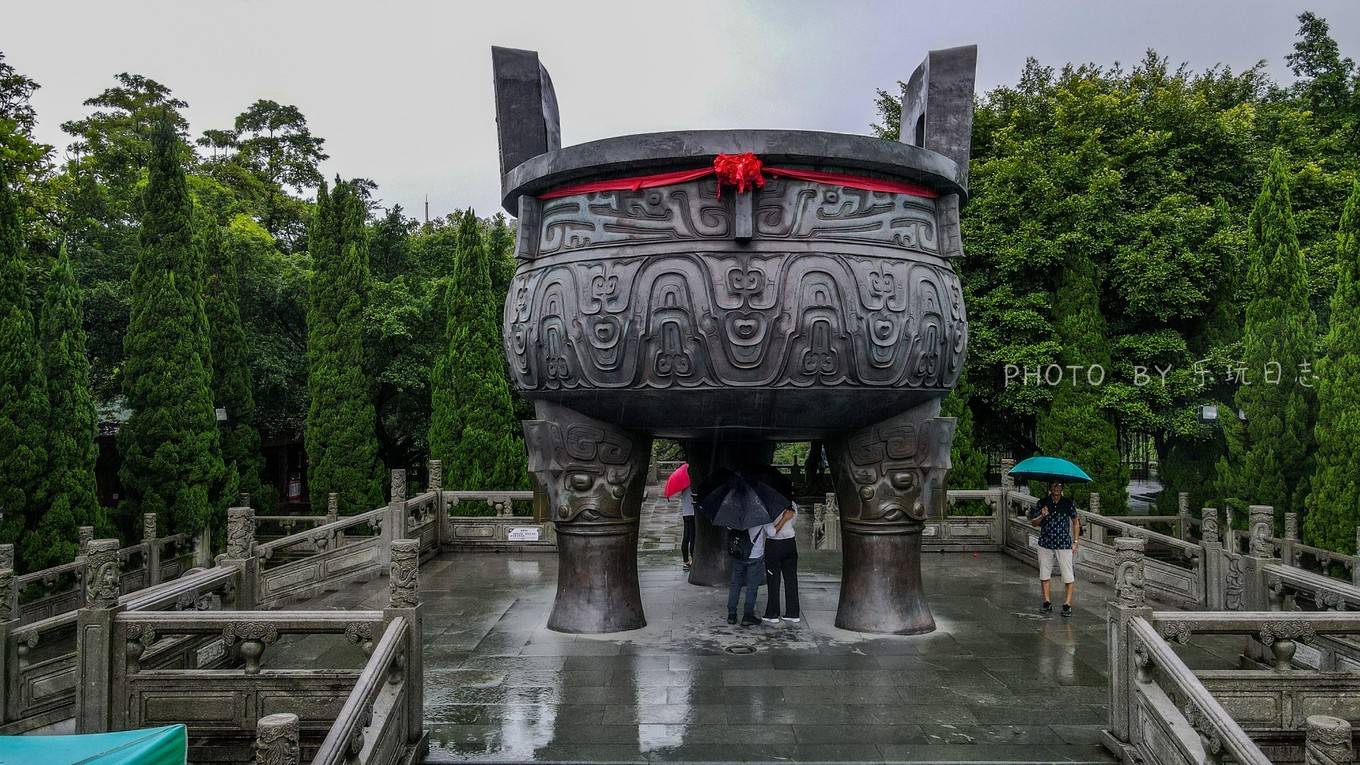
[1034,248,1127,512]
[306,179,383,514]
[0,160,49,567]
[118,115,230,537]
[429,210,526,490]
[1224,148,1316,516]
[204,220,271,510]
[1306,180,1360,552]
[29,245,104,567]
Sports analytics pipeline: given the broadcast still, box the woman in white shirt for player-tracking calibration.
[761,502,800,623]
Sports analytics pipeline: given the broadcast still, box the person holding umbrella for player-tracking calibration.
[663,464,695,571]
[1010,456,1090,618]
[696,463,793,627]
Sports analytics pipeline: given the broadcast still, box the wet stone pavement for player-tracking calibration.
[290,492,1121,764]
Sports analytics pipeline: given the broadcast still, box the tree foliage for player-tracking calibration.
[306,179,383,514]
[429,210,527,491]
[118,116,230,537]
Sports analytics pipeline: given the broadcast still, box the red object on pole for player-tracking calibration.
[537,154,938,201]
[663,463,691,498]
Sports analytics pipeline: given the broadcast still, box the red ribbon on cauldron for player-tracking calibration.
[537,153,938,200]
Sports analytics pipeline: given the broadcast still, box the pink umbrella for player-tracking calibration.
[663,463,691,498]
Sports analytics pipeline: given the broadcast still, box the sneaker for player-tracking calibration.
[727,613,737,625]
[1061,604,1072,618]
[761,616,781,625]
[740,615,761,627]
[783,615,801,623]
[1040,601,1053,614]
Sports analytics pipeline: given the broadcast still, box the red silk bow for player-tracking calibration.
[537,153,938,201]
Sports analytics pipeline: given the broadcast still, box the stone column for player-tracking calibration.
[326,492,339,524]
[386,539,423,747]
[225,506,258,610]
[1107,536,1152,746]
[79,525,94,555]
[382,469,408,570]
[255,712,301,765]
[1177,492,1191,540]
[428,459,446,547]
[75,539,123,732]
[1200,508,1226,610]
[0,559,15,715]
[0,561,15,622]
[524,401,650,633]
[827,402,955,634]
[1088,493,1105,545]
[1354,527,1360,589]
[143,513,161,586]
[1306,715,1353,765]
[1284,512,1300,566]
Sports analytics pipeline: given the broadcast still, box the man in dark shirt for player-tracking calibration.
[1029,481,1081,617]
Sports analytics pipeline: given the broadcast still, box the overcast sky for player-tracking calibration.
[4,1,1358,218]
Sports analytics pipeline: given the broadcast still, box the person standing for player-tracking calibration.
[727,523,766,627]
[679,486,696,571]
[1029,481,1081,617]
[762,503,799,624]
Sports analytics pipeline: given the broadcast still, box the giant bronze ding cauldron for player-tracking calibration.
[493,45,976,634]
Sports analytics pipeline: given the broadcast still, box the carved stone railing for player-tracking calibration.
[254,507,387,606]
[1,544,239,734]
[75,538,425,764]
[922,489,1004,551]
[442,490,555,551]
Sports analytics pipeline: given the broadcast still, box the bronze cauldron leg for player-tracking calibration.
[828,402,956,634]
[524,401,650,633]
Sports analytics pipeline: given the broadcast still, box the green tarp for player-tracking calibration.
[0,725,187,765]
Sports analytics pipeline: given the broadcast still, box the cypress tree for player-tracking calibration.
[429,210,527,490]
[1034,249,1127,512]
[1306,180,1360,552]
[204,220,271,510]
[1229,148,1316,516]
[306,179,382,514]
[119,116,230,537]
[0,161,49,567]
[29,245,105,567]
[940,376,988,489]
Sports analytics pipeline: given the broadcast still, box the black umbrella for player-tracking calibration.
[695,467,793,530]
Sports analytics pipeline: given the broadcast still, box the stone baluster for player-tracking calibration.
[225,506,258,610]
[0,554,14,715]
[812,502,826,550]
[79,525,94,556]
[1284,512,1300,566]
[1108,535,1153,745]
[255,712,300,765]
[1248,505,1275,558]
[75,539,123,732]
[428,459,446,547]
[1000,458,1015,494]
[1087,492,1104,545]
[1177,492,1190,540]
[0,563,15,624]
[0,543,13,573]
[1306,714,1353,765]
[143,513,161,586]
[821,493,841,552]
[386,539,423,745]
[1200,508,1226,610]
[382,469,408,569]
[326,492,339,524]
[647,461,660,485]
[1354,527,1360,589]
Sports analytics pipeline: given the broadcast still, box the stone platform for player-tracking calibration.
[291,495,1128,764]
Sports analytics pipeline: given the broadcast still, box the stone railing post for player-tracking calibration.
[647,461,660,485]
[386,539,423,747]
[1200,508,1226,610]
[381,469,407,571]
[1000,458,1015,494]
[78,525,94,555]
[1306,715,1353,765]
[428,459,445,547]
[0,558,15,722]
[1107,536,1151,746]
[1244,505,1280,610]
[75,539,123,732]
[1354,527,1360,589]
[193,527,213,568]
[1087,493,1105,545]
[1177,492,1190,540]
[1283,512,1300,566]
[326,492,339,524]
[143,513,161,586]
[224,507,258,610]
[822,492,841,552]
[256,712,300,765]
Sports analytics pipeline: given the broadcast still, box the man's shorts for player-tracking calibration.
[1038,547,1075,584]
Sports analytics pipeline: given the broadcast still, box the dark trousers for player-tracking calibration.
[727,557,765,617]
[763,537,800,619]
[681,516,695,562]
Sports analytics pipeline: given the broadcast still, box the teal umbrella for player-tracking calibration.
[0,724,187,764]
[1009,456,1092,484]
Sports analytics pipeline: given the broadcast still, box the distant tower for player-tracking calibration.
[424,195,429,225]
